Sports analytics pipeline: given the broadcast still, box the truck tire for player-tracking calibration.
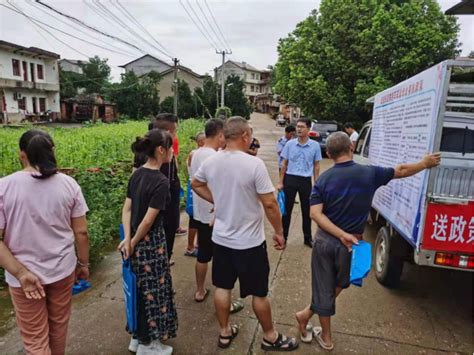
[374,226,404,288]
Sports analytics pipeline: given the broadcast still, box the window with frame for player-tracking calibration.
[37,64,44,79]
[251,85,254,92]
[354,126,369,155]
[39,98,46,112]
[251,73,255,79]
[18,97,26,110]
[362,128,372,157]
[12,59,20,76]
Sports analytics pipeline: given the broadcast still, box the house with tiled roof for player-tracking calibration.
[119,54,203,102]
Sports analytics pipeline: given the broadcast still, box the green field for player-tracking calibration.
[0,119,205,285]
[0,120,204,176]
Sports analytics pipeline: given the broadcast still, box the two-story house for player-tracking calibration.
[0,40,61,124]
[59,59,84,75]
[119,55,203,102]
[214,60,272,102]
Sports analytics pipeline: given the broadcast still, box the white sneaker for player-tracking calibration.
[136,340,173,355]
[129,337,139,353]
[159,342,173,355]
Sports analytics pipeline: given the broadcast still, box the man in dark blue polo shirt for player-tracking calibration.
[294,132,441,351]
[277,117,322,247]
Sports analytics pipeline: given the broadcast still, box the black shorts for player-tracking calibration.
[188,216,199,230]
[195,220,213,263]
[310,229,351,317]
[212,241,269,298]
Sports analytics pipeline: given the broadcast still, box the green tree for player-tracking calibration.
[107,70,161,119]
[274,0,460,124]
[59,67,82,98]
[160,80,195,119]
[81,56,111,94]
[160,80,202,119]
[194,75,218,118]
[160,97,174,114]
[177,80,194,119]
[224,75,252,119]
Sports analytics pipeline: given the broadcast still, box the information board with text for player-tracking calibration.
[369,62,447,245]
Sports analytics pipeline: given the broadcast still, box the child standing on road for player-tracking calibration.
[119,129,178,355]
[184,132,205,257]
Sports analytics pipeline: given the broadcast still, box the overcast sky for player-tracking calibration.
[0,0,472,81]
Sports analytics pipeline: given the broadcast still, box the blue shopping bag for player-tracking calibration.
[72,279,91,295]
[277,190,286,216]
[185,179,193,217]
[350,240,372,287]
[119,224,138,333]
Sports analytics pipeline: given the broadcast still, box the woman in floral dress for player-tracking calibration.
[119,128,178,355]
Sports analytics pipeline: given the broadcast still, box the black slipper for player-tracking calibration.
[218,324,239,349]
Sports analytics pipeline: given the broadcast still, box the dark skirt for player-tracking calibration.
[131,223,178,342]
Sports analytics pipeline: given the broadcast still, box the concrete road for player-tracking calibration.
[1,113,472,354]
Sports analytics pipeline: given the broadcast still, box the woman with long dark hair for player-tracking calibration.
[0,129,90,355]
[119,128,178,355]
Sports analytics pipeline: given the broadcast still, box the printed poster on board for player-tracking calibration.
[369,62,448,245]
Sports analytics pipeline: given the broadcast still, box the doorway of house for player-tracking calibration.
[98,105,105,121]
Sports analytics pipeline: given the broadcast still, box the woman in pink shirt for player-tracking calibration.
[0,130,90,355]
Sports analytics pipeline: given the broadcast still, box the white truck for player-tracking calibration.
[354,59,474,287]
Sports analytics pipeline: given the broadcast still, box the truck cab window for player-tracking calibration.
[354,126,369,155]
[362,128,372,158]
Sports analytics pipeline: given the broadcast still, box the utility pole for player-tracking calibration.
[173,58,179,116]
[216,50,232,108]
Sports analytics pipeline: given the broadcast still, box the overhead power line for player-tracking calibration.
[185,0,221,49]
[26,0,139,57]
[2,2,90,58]
[81,0,141,46]
[204,0,232,51]
[34,0,164,60]
[195,1,228,51]
[92,0,174,60]
[4,2,136,58]
[115,0,176,58]
[8,1,58,52]
[179,0,218,51]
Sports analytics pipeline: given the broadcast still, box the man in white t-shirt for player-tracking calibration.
[190,119,226,302]
[192,117,298,351]
[343,122,359,146]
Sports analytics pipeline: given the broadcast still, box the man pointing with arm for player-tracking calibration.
[295,131,440,351]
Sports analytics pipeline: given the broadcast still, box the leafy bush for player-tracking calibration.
[215,106,232,119]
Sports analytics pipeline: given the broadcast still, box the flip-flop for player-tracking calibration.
[230,299,244,314]
[299,323,313,343]
[313,326,334,351]
[194,288,209,303]
[184,248,198,257]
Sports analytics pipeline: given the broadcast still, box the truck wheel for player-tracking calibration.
[375,226,404,288]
